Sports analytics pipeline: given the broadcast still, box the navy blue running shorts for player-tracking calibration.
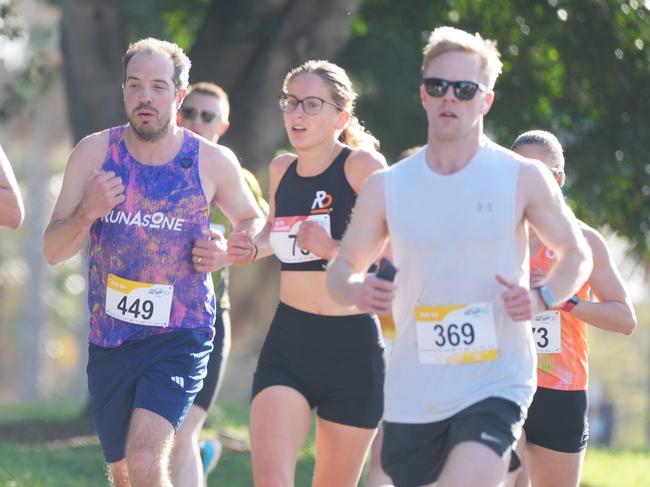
[87,328,213,463]
[252,302,385,429]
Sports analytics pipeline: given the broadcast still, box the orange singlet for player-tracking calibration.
[531,245,590,391]
[379,313,395,341]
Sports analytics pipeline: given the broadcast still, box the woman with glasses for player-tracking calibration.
[228,59,387,487]
[511,130,636,487]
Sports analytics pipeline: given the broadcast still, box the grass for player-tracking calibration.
[581,448,650,487]
[0,400,314,487]
[1,401,649,486]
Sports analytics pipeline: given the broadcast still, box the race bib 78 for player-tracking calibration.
[270,214,331,263]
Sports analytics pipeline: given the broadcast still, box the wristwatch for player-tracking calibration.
[533,285,556,309]
[562,294,580,312]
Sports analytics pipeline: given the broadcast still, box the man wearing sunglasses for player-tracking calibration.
[175,81,269,486]
[179,82,230,143]
[327,26,592,487]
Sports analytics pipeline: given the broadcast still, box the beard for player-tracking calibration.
[128,108,172,142]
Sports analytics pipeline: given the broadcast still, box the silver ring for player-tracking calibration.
[197,257,202,264]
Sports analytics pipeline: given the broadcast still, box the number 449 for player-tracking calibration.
[117,296,154,320]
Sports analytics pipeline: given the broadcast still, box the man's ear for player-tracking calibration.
[217,121,231,137]
[480,91,495,115]
[176,88,187,110]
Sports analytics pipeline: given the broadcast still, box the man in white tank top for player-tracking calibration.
[327,26,592,487]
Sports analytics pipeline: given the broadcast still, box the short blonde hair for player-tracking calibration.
[422,26,502,90]
[186,82,230,121]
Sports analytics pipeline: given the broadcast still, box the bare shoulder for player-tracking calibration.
[67,129,110,170]
[269,152,296,178]
[579,221,608,253]
[200,140,241,173]
[517,154,550,183]
[516,154,562,203]
[359,169,387,198]
[348,148,387,172]
[346,148,387,192]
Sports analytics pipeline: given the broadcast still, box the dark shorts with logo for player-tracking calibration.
[193,308,229,411]
[523,386,589,453]
[381,397,524,487]
[87,329,212,463]
[252,302,385,429]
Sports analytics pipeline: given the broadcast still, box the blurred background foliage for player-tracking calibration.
[0,0,648,450]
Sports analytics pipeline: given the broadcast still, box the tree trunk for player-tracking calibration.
[59,0,127,143]
[58,0,126,410]
[189,0,363,171]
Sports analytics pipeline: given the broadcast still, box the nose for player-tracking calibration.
[441,86,456,103]
[137,85,154,105]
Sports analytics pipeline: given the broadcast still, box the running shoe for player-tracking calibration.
[200,438,223,476]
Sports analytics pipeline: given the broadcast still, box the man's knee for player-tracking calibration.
[126,444,160,475]
[172,427,197,453]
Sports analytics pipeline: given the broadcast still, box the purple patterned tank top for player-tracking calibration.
[88,125,215,347]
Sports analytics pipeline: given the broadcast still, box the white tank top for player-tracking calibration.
[383,138,536,423]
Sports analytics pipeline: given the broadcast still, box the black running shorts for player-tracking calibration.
[523,386,589,453]
[252,302,385,429]
[381,397,525,487]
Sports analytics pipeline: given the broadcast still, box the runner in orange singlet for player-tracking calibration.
[512,130,637,487]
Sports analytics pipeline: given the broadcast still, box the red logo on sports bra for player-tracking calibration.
[310,190,333,214]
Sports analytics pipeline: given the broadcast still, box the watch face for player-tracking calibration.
[537,286,556,308]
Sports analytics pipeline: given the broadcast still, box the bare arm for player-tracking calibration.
[569,224,636,334]
[225,154,286,265]
[43,132,125,265]
[201,144,265,266]
[327,171,395,313]
[210,146,265,234]
[0,144,24,229]
[522,160,593,305]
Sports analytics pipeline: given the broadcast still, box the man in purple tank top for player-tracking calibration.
[43,38,265,487]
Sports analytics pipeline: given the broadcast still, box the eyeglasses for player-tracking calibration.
[278,94,341,115]
[180,106,217,123]
[422,77,486,101]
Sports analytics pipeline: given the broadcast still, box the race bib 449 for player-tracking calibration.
[105,274,173,327]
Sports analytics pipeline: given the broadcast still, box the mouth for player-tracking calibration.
[291,124,307,134]
[439,111,458,119]
[135,108,157,122]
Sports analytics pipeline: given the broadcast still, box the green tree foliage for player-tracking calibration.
[340,0,650,258]
[0,0,22,39]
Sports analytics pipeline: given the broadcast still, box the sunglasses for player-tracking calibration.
[278,94,341,115]
[180,106,217,123]
[422,77,486,101]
